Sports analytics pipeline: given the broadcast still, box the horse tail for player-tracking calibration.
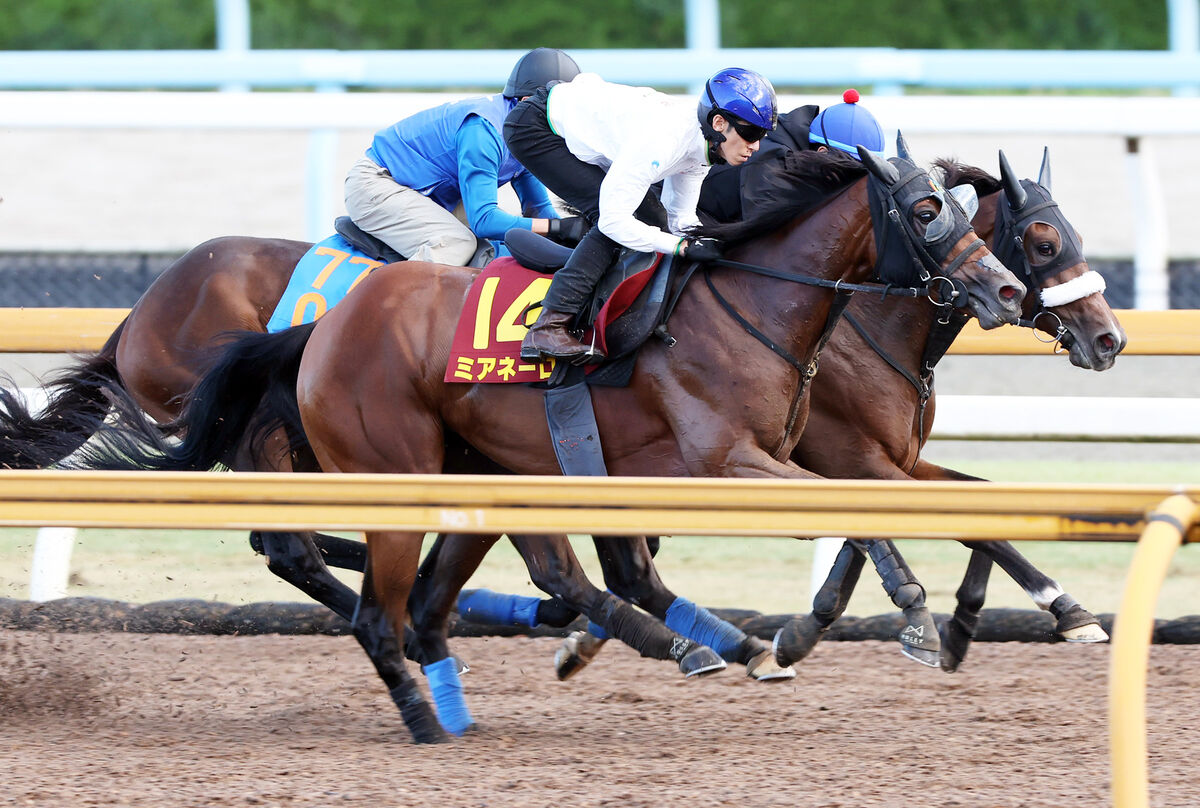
[0,318,126,469]
[64,323,317,474]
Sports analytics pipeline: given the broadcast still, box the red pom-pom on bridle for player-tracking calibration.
[843,88,861,104]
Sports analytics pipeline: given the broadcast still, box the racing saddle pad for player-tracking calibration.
[266,233,386,333]
[443,250,670,385]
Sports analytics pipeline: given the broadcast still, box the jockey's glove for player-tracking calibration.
[684,237,723,263]
[546,215,589,245]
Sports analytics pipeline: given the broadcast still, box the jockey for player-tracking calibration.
[700,89,886,224]
[505,67,778,363]
[343,47,586,267]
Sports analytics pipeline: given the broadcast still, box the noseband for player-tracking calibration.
[993,179,1093,349]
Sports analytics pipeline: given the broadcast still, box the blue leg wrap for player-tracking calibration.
[424,656,474,736]
[586,619,610,640]
[456,588,541,627]
[665,597,746,660]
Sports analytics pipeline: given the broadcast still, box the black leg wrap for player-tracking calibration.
[866,540,926,609]
[772,614,830,667]
[1050,594,1102,635]
[594,594,724,676]
[390,682,448,744]
[938,606,980,673]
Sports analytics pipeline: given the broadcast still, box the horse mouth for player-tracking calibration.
[968,292,1021,330]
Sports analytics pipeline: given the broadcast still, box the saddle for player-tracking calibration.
[504,228,679,387]
[334,217,405,264]
[335,216,496,268]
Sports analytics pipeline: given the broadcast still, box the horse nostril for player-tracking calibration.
[1097,332,1117,353]
[1000,285,1022,302]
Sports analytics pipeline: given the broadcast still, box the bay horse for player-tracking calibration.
[35,148,1026,742]
[0,146,1109,679]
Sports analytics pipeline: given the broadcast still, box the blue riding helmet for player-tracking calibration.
[503,48,581,99]
[697,67,778,144]
[809,89,885,160]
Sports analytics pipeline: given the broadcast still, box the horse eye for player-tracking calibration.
[917,210,936,224]
[1036,242,1056,257]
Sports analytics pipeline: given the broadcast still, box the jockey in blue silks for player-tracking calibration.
[344,47,587,267]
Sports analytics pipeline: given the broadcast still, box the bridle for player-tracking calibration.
[659,152,991,456]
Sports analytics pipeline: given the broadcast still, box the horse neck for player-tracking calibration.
[718,178,877,349]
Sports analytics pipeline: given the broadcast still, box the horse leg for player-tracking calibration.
[966,539,1108,643]
[356,530,456,742]
[773,539,867,666]
[590,535,794,681]
[507,534,726,678]
[407,532,502,672]
[860,539,941,667]
[908,459,1107,656]
[939,549,993,673]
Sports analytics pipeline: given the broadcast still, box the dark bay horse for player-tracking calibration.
[423,149,1126,678]
[35,149,1026,742]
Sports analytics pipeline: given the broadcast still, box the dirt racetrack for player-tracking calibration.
[1,630,1197,808]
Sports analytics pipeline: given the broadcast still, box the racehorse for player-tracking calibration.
[0,145,1110,678]
[26,148,1027,742]
[410,148,1126,679]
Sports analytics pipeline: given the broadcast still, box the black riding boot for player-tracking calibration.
[520,228,616,364]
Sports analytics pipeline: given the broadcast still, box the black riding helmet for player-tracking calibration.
[503,48,581,99]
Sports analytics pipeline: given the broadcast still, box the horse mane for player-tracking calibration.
[934,159,1003,197]
[693,149,868,245]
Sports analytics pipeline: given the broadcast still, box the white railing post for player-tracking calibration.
[29,528,76,601]
[810,536,845,605]
[1126,137,1171,309]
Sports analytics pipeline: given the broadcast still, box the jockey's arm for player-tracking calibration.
[456,116,550,239]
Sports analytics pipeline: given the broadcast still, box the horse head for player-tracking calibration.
[990,148,1126,370]
[860,137,1026,330]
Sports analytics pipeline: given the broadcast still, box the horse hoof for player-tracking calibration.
[898,606,940,669]
[1056,604,1108,642]
[937,617,972,674]
[1062,623,1109,643]
[772,614,826,667]
[745,649,796,681]
[553,631,607,681]
[899,643,941,668]
[679,645,726,678]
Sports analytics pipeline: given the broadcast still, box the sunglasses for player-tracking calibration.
[730,119,769,143]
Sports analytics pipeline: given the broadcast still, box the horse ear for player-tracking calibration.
[1038,146,1052,192]
[949,184,979,221]
[860,146,900,184]
[998,149,1027,210]
[895,130,912,161]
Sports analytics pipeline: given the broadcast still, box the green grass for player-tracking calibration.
[2,457,1198,618]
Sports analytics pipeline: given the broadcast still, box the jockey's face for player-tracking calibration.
[712,114,763,166]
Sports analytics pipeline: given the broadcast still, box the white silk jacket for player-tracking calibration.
[546,73,712,255]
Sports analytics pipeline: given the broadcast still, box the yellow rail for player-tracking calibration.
[0,308,1196,355]
[951,309,1200,355]
[0,471,1193,540]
